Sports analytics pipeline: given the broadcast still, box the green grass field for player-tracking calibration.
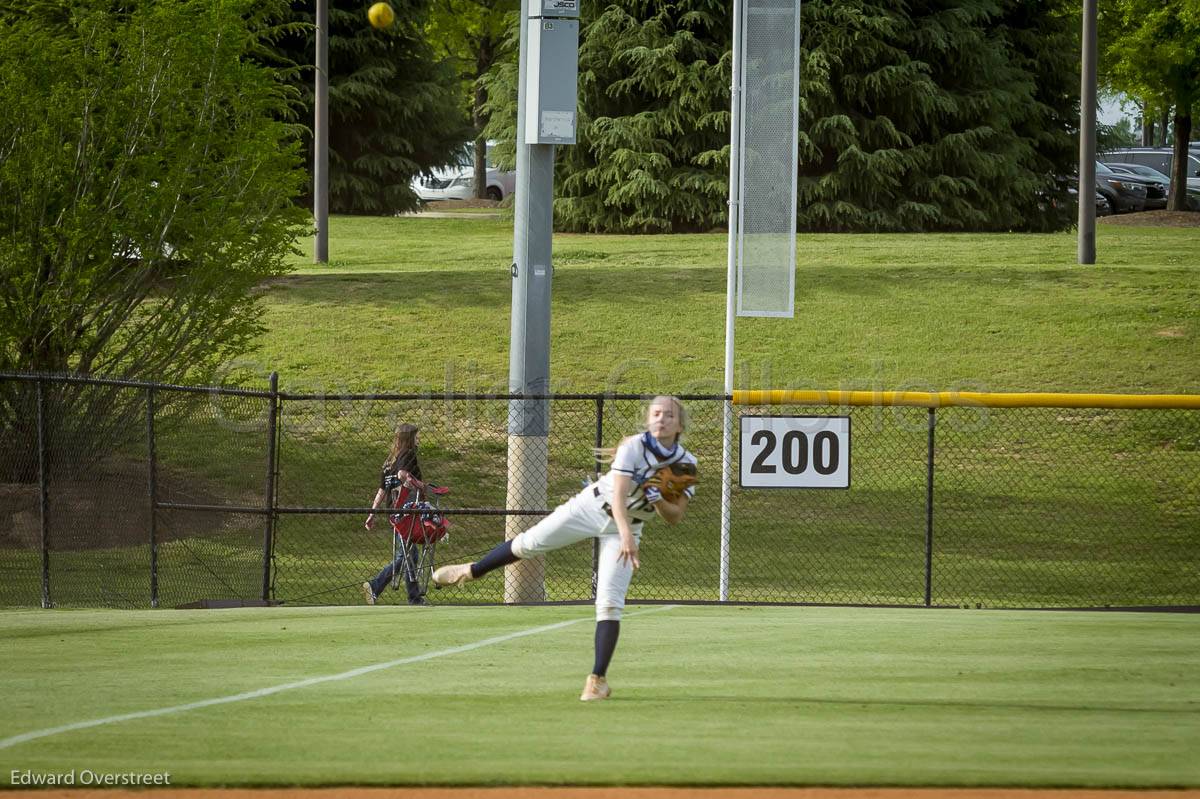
[239,215,1200,611]
[1,604,1197,787]
[240,215,1200,396]
[2,216,1198,611]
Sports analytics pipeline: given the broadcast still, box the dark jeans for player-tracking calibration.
[368,541,423,604]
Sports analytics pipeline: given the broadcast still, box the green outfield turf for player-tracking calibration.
[1,605,1198,787]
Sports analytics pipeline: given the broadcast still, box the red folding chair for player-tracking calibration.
[387,483,451,598]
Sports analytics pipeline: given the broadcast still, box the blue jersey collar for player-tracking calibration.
[642,431,679,460]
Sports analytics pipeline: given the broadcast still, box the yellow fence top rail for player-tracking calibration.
[732,390,1200,410]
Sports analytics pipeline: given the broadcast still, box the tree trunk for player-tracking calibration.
[1141,100,1155,147]
[472,38,495,201]
[473,136,488,200]
[1159,107,1171,146]
[1168,111,1193,212]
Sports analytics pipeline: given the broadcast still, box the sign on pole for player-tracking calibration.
[739,416,850,489]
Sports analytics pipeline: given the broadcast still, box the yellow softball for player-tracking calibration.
[367,2,394,28]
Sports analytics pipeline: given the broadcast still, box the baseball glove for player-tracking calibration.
[644,462,698,502]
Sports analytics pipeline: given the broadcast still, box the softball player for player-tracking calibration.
[432,396,697,701]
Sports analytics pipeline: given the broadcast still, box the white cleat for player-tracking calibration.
[431,562,475,588]
[360,582,376,605]
[580,674,611,702]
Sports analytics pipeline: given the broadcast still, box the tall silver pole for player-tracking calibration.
[314,0,329,264]
[719,0,744,603]
[1078,0,1097,265]
[505,0,555,602]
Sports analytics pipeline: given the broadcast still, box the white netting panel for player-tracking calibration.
[736,0,799,317]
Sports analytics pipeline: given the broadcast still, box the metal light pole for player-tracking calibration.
[314,0,329,264]
[504,0,553,602]
[1078,0,1097,265]
[719,0,745,603]
[504,0,578,602]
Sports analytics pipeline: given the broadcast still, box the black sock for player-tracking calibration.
[592,620,620,677]
[470,540,520,578]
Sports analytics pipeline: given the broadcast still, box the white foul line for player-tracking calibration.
[0,604,677,751]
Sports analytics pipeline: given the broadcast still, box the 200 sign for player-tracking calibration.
[748,429,840,476]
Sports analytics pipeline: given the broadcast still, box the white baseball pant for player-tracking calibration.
[510,487,642,621]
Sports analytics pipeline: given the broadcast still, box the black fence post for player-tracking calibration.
[36,378,51,609]
[147,386,159,609]
[261,372,280,601]
[924,407,936,607]
[591,396,605,597]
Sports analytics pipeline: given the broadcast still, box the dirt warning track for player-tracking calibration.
[6,787,1200,799]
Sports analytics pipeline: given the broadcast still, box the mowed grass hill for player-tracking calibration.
[246,215,1200,396]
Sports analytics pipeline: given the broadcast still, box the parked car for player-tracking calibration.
[1105,162,1200,211]
[1102,147,1200,191]
[1105,161,1170,185]
[1094,161,1148,213]
[1057,181,1116,216]
[1095,162,1166,210]
[411,141,516,202]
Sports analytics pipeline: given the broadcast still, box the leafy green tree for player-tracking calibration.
[0,0,309,477]
[1098,118,1139,152]
[1101,1,1200,210]
[1131,96,1173,147]
[278,0,472,213]
[426,0,519,199]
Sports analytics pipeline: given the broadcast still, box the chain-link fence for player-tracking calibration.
[2,373,1197,609]
[0,375,272,608]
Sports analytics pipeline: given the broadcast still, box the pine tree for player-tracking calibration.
[482,0,1078,233]
[279,0,472,214]
[483,0,732,232]
[796,0,1078,232]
